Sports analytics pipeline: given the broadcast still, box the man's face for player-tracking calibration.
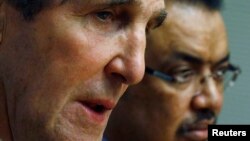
[0,0,166,140]
[109,3,228,141]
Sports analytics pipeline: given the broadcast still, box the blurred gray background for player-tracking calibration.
[218,0,250,124]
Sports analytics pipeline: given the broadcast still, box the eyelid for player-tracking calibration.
[146,11,167,32]
[82,7,123,34]
[213,63,229,72]
[154,11,168,28]
[173,64,196,72]
[95,10,115,22]
[174,69,196,78]
[171,65,194,73]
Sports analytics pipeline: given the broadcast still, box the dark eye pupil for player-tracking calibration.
[97,12,111,20]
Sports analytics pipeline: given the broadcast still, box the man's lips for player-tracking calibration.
[180,120,214,141]
[183,124,208,141]
[78,99,115,123]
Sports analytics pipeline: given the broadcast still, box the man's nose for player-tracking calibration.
[191,74,223,114]
[105,25,146,85]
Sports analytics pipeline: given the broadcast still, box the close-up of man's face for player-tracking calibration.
[0,0,166,141]
[143,3,228,141]
[105,1,232,141]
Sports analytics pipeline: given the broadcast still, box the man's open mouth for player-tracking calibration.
[84,102,111,114]
[78,100,115,123]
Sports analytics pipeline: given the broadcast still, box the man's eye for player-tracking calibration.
[172,68,196,83]
[146,21,160,33]
[146,11,167,33]
[95,11,114,22]
[88,9,121,34]
[214,67,228,81]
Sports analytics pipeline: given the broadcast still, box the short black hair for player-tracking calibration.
[7,0,50,20]
[179,0,223,11]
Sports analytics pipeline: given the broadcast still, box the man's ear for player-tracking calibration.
[0,0,5,44]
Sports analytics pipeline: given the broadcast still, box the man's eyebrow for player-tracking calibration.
[215,54,230,66]
[172,52,230,66]
[109,0,139,6]
[173,52,203,64]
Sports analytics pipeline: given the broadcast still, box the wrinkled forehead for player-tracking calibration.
[146,2,228,66]
[61,0,165,8]
[20,0,166,16]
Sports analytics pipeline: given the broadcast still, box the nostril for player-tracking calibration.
[111,72,127,84]
[200,77,206,84]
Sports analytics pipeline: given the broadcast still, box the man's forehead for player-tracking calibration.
[58,0,165,13]
[147,40,229,66]
[148,24,228,65]
[62,0,165,10]
[61,0,140,6]
[171,51,229,63]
